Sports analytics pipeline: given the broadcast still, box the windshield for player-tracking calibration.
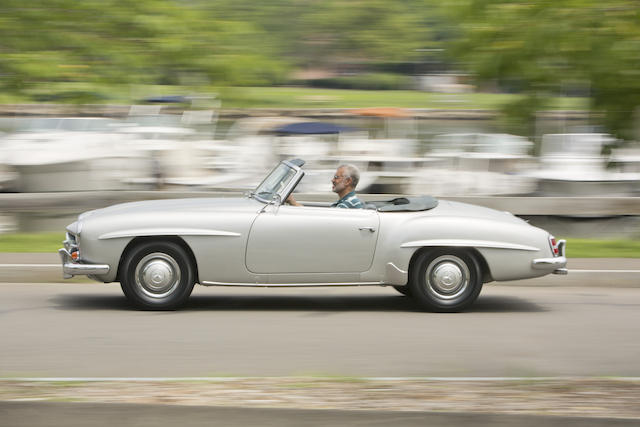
[253,162,298,202]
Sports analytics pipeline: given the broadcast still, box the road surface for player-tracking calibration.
[1,282,639,378]
[3,401,638,427]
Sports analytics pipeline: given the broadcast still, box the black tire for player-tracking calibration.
[120,241,195,310]
[409,249,483,312]
[392,285,412,296]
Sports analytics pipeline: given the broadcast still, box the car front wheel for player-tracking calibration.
[410,249,482,312]
[120,241,195,310]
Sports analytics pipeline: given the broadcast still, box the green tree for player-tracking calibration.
[444,0,640,140]
[209,0,434,72]
[304,0,428,66]
[0,0,289,99]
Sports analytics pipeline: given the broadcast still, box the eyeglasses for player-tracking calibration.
[333,175,349,180]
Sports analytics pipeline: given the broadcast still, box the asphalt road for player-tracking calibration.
[3,401,638,427]
[1,282,640,378]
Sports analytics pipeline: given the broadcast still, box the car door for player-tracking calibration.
[246,205,379,275]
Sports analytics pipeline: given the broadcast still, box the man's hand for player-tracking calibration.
[287,194,302,206]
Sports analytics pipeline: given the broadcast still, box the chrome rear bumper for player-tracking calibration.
[532,239,568,275]
[58,248,110,279]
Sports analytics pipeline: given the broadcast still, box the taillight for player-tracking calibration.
[549,236,559,257]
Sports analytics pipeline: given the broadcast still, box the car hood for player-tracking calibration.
[80,196,262,221]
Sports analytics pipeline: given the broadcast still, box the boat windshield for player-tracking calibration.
[252,162,298,203]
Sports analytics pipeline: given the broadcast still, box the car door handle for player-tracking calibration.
[358,226,376,232]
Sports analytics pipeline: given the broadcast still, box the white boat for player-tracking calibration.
[522,133,640,196]
[409,133,537,196]
[609,145,640,174]
[0,118,150,192]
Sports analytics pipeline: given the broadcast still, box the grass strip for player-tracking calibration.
[564,238,640,258]
[3,84,589,110]
[0,233,66,253]
[218,87,587,109]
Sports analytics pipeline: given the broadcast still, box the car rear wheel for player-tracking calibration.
[120,241,195,310]
[410,249,482,312]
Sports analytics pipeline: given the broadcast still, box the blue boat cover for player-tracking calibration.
[273,122,355,134]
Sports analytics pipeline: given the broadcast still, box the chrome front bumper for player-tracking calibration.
[532,239,568,275]
[58,248,110,279]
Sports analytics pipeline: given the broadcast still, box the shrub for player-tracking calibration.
[305,73,412,90]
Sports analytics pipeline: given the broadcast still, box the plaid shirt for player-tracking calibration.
[331,191,364,209]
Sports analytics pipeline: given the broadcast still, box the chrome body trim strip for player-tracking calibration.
[401,239,539,252]
[99,228,241,240]
[58,248,110,279]
[200,281,383,288]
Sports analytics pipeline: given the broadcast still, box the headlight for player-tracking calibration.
[64,221,82,253]
[63,232,79,253]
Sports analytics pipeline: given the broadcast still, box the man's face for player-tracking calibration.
[331,167,350,194]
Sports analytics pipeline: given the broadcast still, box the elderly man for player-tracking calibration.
[288,164,364,209]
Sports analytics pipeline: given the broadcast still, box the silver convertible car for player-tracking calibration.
[59,159,567,311]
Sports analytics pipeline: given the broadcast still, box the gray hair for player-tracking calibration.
[339,164,360,189]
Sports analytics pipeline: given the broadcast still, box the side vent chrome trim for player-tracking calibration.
[99,229,241,240]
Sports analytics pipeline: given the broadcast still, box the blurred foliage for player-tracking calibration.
[496,94,548,141]
[304,73,414,90]
[0,0,436,98]
[208,0,434,68]
[443,0,640,140]
[0,0,290,97]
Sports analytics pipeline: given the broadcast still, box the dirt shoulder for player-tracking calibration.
[1,378,639,419]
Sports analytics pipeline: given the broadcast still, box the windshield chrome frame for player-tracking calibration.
[252,160,305,205]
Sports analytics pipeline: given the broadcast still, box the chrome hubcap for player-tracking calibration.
[425,255,470,300]
[134,252,181,298]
